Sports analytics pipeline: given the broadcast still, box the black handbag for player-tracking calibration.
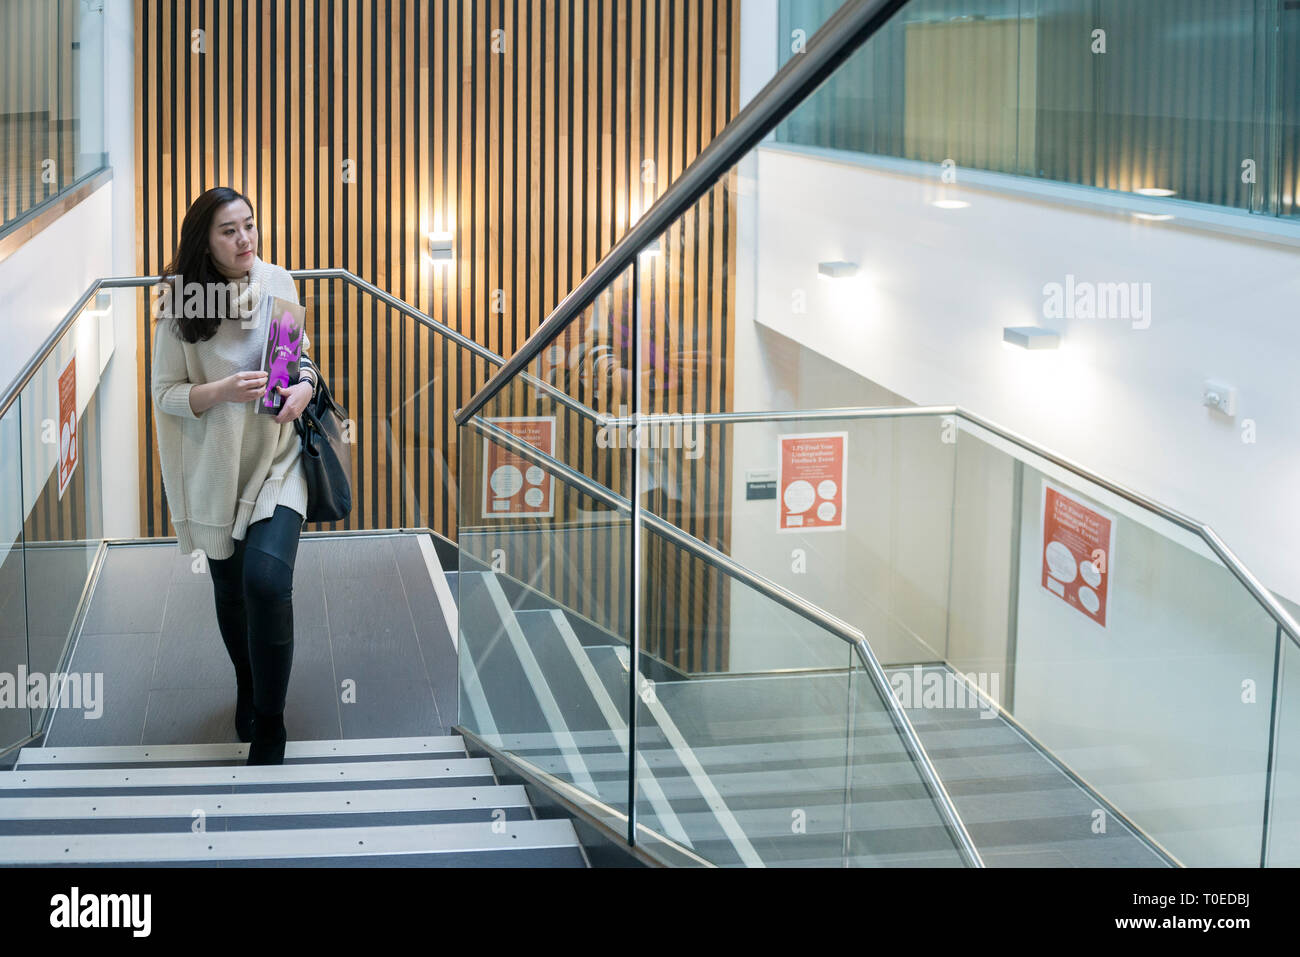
[295,374,353,522]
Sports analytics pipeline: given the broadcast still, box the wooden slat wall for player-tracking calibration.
[134,0,740,671]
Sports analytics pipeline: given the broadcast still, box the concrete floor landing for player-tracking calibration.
[43,533,459,749]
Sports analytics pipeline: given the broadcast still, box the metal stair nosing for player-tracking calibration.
[0,818,583,865]
[13,735,470,769]
[0,735,586,866]
[0,783,533,823]
[0,757,498,792]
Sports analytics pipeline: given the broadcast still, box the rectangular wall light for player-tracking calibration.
[1003,326,1061,350]
[818,261,859,280]
[425,232,454,264]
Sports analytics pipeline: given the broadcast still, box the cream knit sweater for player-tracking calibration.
[150,256,316,559]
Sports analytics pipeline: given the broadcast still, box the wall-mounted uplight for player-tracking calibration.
[1003,326,1061,350]
[424,232,454,266]
[818,261,859,281]
[1134,187,1176,198]
[82,291,113,318]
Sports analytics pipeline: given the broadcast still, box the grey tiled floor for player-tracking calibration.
[45,534,459,748]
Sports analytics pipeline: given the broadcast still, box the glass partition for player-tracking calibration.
[777,0,1299,218]
[644,412,957,673]
[0,0,108,233]
[457,267,636,834]
[845,656,970,866]
[1267,634,1300,867]
[448,0,1299,868]
[633,548,970,867]
[0,402,30,751]
[18,294,107,735]
[945,417,1281,866]
[451,228,981,862]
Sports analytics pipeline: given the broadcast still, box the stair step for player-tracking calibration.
[0,784,530,829]
[513,610,612,732]
[14,736,468,770]
[459,576,550,733]
[0,818,582,866]
[0,758,496,797]
[691,836,966,869]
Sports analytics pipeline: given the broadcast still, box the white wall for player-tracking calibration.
[725,325,949,671]
[0,185,114,391]
[747,145,1300,608]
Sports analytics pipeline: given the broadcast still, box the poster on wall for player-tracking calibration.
[777,432,847,533]
[482,416,557,518]
[1040,481,1116,627]
[57,353,77,500]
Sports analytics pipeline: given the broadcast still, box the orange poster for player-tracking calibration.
[57,354,77,500]
[483,416,556,518]
[1041,482,1115,628]
[777,432,847,533]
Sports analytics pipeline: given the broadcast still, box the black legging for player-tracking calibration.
[208,505,301,716]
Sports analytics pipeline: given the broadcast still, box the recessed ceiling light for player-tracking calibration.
[1134,187,1176,197]
[1133,212,1175,222]
[932,199,970,210]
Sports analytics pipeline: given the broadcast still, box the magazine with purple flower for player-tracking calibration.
[257,296,306,416]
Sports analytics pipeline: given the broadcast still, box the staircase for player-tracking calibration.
[458,570,966,867]
[457,570,1171,868]
[0,735,586,867]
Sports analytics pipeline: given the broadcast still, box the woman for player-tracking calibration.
[150,186,318,766]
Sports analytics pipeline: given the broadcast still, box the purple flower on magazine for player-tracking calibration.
[263,311,303,408]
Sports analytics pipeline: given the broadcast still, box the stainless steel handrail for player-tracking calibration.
[454,0,912,427]
[464,412,985,868]
[0,278,115,420]
[289,268,602,423]
[12,271,1294,653]
[0,269,601,425]
[627,404,1300,648]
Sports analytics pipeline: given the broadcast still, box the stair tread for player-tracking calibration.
[15,736,466,768]
[0,785,530,820]
[0,818,580,864]
[1,758,495,791]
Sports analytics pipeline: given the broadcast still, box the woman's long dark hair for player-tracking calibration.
[156,187,258,343]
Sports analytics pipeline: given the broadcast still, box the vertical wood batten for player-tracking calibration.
[133,0,738,669]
